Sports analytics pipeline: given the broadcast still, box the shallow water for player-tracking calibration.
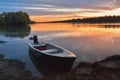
[0,23,120,77]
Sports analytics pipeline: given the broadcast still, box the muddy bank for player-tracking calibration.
[0,54,38,80]
[49,55,120,80]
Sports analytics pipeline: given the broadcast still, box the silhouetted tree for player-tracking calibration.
[0,11,31,25]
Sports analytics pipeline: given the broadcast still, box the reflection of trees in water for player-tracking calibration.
[0,25,31,38]
[71,23,120,28]
[102,25,120,28]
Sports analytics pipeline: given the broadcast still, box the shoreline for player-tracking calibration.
[51,55,120,80]
[0,53,120,80]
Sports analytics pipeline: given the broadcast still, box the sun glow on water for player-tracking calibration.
[30,23,120,39]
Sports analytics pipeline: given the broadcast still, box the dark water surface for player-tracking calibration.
[0,23,120,78]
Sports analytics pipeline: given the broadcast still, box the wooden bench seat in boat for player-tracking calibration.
[41,49,58,53]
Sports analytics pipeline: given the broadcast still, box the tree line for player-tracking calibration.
[52,16,120,23]
[0,11,34,25]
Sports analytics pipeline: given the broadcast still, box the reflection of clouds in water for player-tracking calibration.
[37,31,90,40]
[37,32,75,39]
[111,39,114,43]
[49,36,120,62]
[37,28,120,40]
[72,46,77,49]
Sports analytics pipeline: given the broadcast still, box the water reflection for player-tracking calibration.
[0,25,31,38]
[0,41,6,44]
[1,23,120,78]
[102,25,120,28]
[30,23,120,40]
[71,23,120,28]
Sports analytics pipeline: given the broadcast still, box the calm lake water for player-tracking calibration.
[1,23,120,77]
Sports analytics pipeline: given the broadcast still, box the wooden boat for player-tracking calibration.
[28,41,77,71]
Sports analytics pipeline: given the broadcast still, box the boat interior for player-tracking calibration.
[34,43,63,54]
[32,42,76,57]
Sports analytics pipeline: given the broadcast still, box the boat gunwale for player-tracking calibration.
[28,42,76,58]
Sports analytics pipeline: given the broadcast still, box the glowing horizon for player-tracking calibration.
[0,0,120,22]
[30,8,120,22]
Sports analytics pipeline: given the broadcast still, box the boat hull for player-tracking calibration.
[29,46,76,72]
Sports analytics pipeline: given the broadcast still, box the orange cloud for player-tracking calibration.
[30,14,84,22]
[30,7,120,22]
[28,0,120,22]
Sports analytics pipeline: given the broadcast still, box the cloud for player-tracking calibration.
[0,0,120,16]
[106,0,120,9]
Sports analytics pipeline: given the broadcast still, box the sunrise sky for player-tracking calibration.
[0,0,120,22]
